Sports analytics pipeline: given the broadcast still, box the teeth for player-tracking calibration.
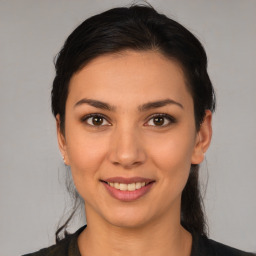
[114,183,120,189]
[128,183,135,191]
[119,183,128,191]
[135,182,141,189]
[107,182,149,191]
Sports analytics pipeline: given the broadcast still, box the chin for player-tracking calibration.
[102,206,154,229]
[107,217,149,229]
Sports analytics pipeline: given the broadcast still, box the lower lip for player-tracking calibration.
[102,182,155,202]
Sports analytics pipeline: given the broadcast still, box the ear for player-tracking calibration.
[56,114,70,166]
[191,110,212,164]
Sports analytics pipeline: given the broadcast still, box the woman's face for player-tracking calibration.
[57,50,211,228]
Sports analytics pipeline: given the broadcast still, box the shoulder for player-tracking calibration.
[22,226,86,256]
[193,234,255,256]
[21,239,69,256]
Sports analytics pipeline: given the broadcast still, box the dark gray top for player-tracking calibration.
[23,225,255,256]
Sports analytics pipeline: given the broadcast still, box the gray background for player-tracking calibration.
[0,0,255,255]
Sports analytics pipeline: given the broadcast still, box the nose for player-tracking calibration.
[108,125,146,169]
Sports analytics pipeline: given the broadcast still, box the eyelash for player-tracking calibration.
[81,113,176,128]
[81,113,110,127]
[146,113,176,127]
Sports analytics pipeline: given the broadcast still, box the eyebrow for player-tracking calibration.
[74,98,116,111]
[139,99,184,111]
[74,98,183,111]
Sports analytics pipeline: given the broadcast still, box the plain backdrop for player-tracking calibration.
[0,0,255,255]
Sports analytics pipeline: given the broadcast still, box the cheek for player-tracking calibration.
[147,129,195,188]
[65,128,109,181]
[148,129,195,167]
[66,134,110,202]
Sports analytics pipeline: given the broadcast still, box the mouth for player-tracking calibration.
[100,177,155,201]
[100,180,154,192]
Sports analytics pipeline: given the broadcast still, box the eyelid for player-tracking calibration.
[81,113,176,128]
[81,113,112,126]
[144,113,176,127]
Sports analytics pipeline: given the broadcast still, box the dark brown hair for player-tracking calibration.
[52,3,215,242]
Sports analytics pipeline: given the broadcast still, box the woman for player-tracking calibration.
[24,4,255,256]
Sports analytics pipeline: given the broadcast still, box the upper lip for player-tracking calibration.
[102,176,155,184]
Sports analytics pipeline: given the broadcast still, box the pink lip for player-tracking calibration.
[101,177,155,202]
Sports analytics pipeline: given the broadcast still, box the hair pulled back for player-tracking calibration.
[52,3,215,242]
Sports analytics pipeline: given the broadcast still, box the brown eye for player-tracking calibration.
[153,116,165,126]
[83,114,110,126]
[146,114,175,127]
[92,116,103,125]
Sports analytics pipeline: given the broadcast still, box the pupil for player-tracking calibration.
[154,117,164,126]
[93,116,103,125]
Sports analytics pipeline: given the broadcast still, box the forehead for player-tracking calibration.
[68,50,193,109]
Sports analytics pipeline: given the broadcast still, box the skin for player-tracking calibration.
[57,50,212,256]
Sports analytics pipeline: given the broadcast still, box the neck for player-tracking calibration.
[78,205,192,256]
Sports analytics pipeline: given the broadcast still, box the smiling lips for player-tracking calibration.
[101,177,155,201]
[107,181,148,191]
